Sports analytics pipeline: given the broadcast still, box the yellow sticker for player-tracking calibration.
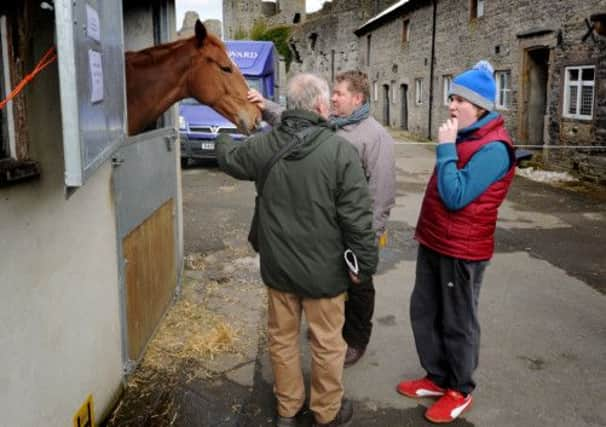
[378,231,388,249]
[73,394,95,427]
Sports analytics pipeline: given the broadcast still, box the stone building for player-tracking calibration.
[288,0,400,82]
[177,11,221,39]
[223,0,306,39]
[224,0,605,180]
[353,0,606,182]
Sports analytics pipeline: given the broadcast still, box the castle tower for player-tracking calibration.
[274,0,306,24]
[223,0,263,39]
[224,0,307,40]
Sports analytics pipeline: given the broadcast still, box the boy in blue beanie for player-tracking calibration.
[396,61,516,423]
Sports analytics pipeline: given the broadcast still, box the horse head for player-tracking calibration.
[186,21,261,134]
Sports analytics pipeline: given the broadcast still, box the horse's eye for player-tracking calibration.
[220,65,232,73]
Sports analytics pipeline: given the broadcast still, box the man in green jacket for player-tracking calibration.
[216,73,378,427]
[248,71,396,367]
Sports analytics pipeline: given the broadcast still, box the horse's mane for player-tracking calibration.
[125,33,226,66]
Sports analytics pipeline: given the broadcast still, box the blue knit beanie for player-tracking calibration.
[448,60,496,111]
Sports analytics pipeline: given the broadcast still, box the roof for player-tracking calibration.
[354,0,412,36]
[225,40,275,76]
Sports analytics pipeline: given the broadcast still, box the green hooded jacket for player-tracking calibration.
[216,109,378,298]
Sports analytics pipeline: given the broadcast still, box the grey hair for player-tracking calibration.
[286,73,330,112]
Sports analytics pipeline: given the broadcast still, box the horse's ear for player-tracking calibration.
[195,20,207,47]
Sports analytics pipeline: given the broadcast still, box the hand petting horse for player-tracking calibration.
[125,20,261,135]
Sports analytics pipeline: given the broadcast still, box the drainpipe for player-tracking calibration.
[427,0,437,139]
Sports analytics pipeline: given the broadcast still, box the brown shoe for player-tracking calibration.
[313,399,353,427]
[344,346,365,368]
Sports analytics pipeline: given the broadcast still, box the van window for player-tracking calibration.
[246,78,261,92]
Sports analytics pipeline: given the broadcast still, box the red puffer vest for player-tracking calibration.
[415,115,515,261]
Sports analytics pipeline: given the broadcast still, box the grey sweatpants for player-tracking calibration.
[410,244,488,395]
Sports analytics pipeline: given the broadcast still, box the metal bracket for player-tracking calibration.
[165,136,173,152]
[111,155,125,166]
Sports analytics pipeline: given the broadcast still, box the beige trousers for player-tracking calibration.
[267,287,347,424]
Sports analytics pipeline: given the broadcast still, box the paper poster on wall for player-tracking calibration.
[86,4,101,42]
[88,49,104,103]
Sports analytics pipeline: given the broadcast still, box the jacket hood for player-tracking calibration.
[278,110,331,160]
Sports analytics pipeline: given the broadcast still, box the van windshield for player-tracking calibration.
[181,78,261,105]
[246,78,261,91]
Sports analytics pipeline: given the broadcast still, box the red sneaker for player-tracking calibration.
[396,377,445,398]
[425,390,472,423]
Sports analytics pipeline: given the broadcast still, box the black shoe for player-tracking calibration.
[276,415,297,427]
[344,346,366,368]
[276,403,309,427]
[313,399,353,427]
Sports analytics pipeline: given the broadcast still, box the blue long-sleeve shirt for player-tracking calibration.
[436,112,512,211]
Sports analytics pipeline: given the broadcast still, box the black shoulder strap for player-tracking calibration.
[257,126,322,196]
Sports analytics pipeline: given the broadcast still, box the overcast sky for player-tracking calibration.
[176,0,328,27]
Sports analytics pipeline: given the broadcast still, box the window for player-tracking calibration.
[309,32,318,51]
[495,71,511,109]
[470,0,485,19]
[415,79,423,105]
[442,75,452,106]
[402,19,410,44]
[0,11,41,186]
[373,81,378,103]
[366,35,371,66]
[563,66,595,119]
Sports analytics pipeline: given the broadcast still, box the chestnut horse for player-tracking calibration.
[125,20,260,135]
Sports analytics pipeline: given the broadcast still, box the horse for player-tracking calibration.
[125,20,260,135]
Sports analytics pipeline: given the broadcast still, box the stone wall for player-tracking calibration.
[287,0,401,83]
[357,0,606,182]
[223,0,263,39]
[267,0,306,26]
[177,11,221,39]
[223,0,306,39]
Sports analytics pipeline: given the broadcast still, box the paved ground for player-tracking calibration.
[104,140,606,427]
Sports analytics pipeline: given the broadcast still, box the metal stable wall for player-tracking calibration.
[55,0,126,187]
[112,128,179,369]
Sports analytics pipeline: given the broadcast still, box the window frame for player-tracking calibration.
[0,14,17,161]
[415,78,423,105]
[562,65,595,120]
[0,11,41,187]
[495,70,511,110]
[0,15,12,159]
[470,0,485,20]
[373,81,378,103]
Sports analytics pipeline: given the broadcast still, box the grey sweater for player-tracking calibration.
[263,100,396,238]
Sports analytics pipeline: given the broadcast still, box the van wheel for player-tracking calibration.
[181,157,190,168]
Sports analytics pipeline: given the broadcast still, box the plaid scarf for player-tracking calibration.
[329,103,370,129]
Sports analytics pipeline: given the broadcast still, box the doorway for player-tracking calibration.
[383,84,390,126]
[400,84,408,130]
[523,48,549,145]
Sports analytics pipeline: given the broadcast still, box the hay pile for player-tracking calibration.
[139,280,239,376]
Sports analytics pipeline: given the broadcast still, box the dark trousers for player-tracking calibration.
[410,244,488,395]
[343,277,375,350]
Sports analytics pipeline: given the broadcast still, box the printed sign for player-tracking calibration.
[86,5,101,42]
[88,49,103,103]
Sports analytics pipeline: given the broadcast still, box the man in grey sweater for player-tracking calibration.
[249,70,396,367]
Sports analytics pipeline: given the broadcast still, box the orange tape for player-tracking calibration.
[0,45,57,110]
